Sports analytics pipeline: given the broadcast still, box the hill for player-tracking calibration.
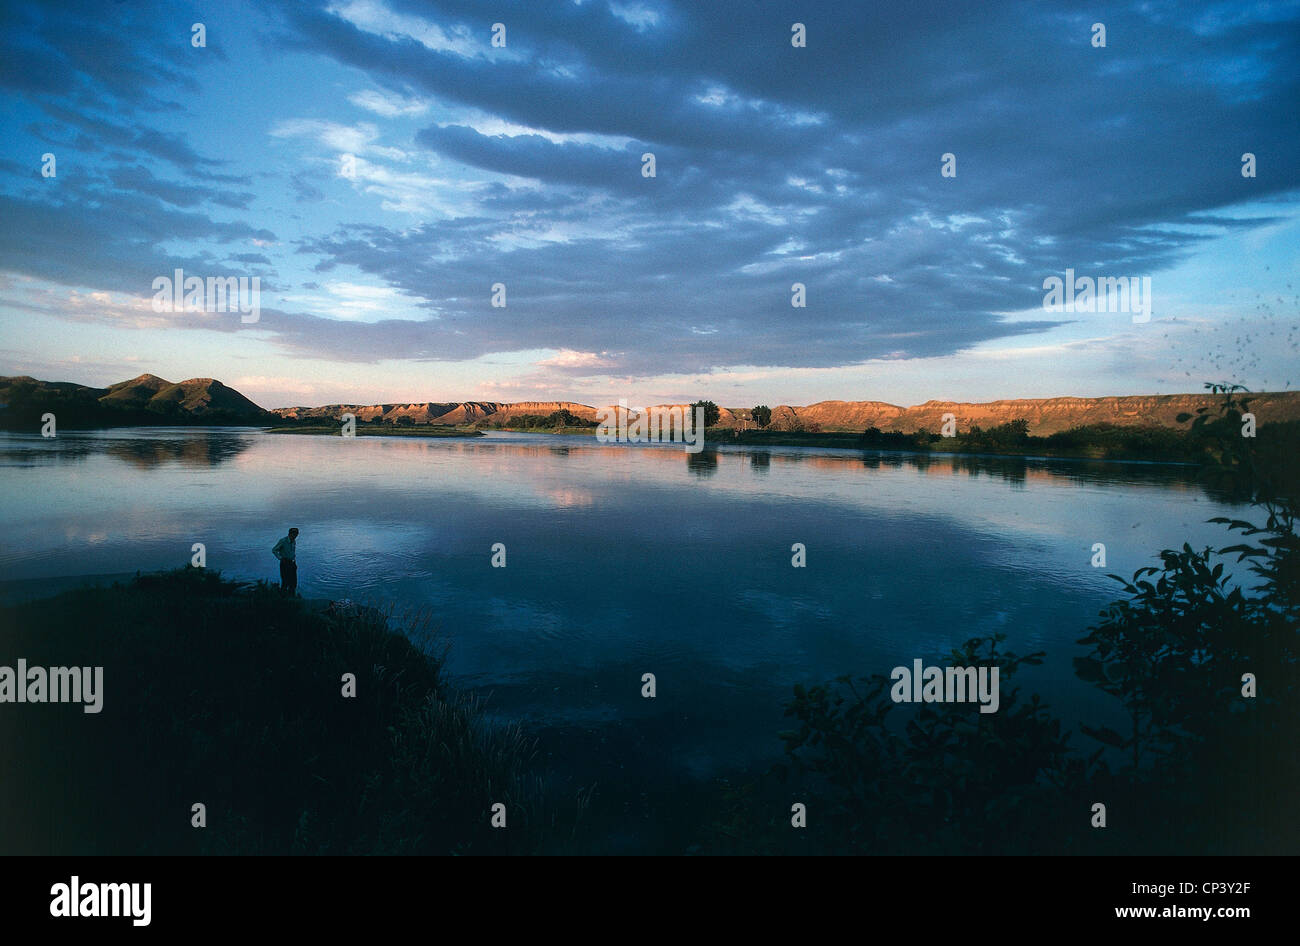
[0,374,273,429]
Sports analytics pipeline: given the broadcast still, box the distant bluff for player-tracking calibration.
[271,392,1300,434]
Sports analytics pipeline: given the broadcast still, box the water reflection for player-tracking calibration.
[0,439,97,466]
[687,449,719,477]
[0,429,258,470]
[948,453,1029,486]
[0,428,1215,493]
[105,433,257,469]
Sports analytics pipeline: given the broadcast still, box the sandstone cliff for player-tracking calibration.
[269,391,1300,434]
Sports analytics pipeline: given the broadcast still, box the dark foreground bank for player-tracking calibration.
[0,569,561,854]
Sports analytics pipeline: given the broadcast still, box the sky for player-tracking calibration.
[0,0,1297,410]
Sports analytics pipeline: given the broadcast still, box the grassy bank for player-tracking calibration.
[0,569,559,854]
[488,425,598,436]
[709,429,869,449]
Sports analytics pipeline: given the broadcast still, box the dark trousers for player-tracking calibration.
[279,559,297,594]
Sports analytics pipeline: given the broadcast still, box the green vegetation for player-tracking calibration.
[486,409,598,431]
[0,570,564,854]
[691,400,721,428]
[751,405,772,428]
[723,419,1191,457]
[859,414,1300,466]
[859,426,931,450]
[266,425,484,437]
[719,428,855,447]
[466,410,1298,467]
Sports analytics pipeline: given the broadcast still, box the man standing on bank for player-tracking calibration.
[272,527,299,596]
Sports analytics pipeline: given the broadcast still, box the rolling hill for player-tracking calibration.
[0,374,272,428]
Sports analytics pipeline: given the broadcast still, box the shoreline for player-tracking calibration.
[9,414,1293,470]
[472,425,1216,465]
[0,421,1235,465]
[265,425,484,437]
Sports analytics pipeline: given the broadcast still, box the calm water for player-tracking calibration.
[0,428,1250,840]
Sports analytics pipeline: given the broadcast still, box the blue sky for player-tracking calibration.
[1,0,1297,409]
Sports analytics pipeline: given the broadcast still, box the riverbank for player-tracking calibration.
[0,568,555,854]
[481,418,1300,470]
[266,425,484,437]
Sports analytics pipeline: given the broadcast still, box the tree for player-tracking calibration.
[544,409,595,429]
[691,400,720,428]
[752,405,772,428]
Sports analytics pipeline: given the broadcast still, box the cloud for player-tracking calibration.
[536,349,619,370]
[270,118,409,161]
[107,166,254,210]
[348,88,430,117]
[0,193,278,299]
[0,0,1296,392]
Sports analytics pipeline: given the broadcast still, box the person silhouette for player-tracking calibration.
[272,528,299,595]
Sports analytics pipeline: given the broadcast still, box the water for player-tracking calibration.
[0,427,1251,843]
